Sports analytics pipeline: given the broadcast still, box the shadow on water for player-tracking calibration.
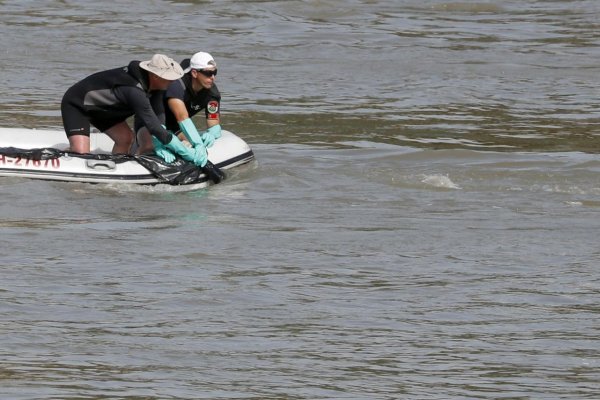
[4,105,600,154]
[226,108,600,153]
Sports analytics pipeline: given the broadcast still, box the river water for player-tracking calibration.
[1,1,599,399]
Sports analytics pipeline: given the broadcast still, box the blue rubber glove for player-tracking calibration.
[201,124,222,148]
[151,136,176,163]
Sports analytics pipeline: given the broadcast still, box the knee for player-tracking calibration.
[123,135,134,146]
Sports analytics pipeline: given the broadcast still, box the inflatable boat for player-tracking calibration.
[0,127,254,186]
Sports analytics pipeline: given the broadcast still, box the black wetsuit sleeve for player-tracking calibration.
[114,86,172,144]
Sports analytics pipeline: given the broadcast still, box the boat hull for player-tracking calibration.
[0,128,254,185]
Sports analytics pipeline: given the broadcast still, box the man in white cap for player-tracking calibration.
[136,52,222,160]
[60,54,207,167]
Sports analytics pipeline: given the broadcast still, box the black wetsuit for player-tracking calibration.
[61,61,172,144]
[163,58,221,133]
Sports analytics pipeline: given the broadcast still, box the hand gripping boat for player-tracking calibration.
[0,127,254,186]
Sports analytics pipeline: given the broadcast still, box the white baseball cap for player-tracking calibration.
[140,54,184,80]
[183,52,217,73]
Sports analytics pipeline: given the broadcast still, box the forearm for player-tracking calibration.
[117,86,171,144]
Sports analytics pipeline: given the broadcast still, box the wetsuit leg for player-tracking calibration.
[61,88,91,153]
[61,93,91,138]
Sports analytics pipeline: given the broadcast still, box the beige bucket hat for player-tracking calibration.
[140,54,184,80]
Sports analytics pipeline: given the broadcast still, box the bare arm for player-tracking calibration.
[168,97,220,129]
[167,97,190,123]
[207,117,220,128]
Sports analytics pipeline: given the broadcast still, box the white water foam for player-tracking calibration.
[420,174,461,189]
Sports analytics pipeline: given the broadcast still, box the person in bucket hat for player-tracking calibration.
[136,52,222,161]
[60,54,207,168]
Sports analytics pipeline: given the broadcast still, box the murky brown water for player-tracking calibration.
[1,1,600,399]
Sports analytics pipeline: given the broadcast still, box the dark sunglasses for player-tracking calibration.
[197,69,217,77]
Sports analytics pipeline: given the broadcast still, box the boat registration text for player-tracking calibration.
[0,155,61,168]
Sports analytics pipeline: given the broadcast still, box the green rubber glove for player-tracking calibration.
[178,118,203,146]
[192,144,208,167]
[165,135,207,167]
[201,124,222,148]
[152,136,175,163]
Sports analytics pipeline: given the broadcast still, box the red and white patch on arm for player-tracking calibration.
[207,100,219,120]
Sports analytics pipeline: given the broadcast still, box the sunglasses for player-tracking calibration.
[196,69,218,77]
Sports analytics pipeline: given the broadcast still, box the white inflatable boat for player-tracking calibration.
[0,127,254,186]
